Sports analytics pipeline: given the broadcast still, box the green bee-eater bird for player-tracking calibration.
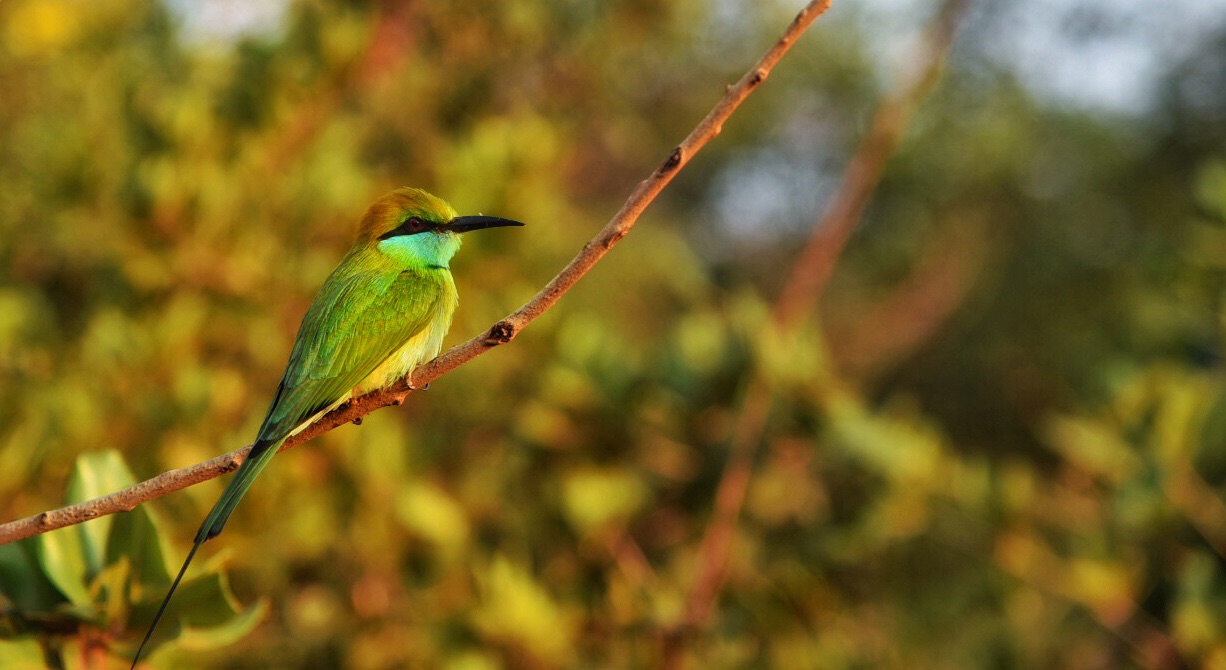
[132,187,523,667]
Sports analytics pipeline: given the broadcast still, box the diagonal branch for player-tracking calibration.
[0,0,835,547]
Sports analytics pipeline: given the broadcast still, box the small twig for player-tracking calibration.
[830,216,986,379]
[0,0,835,547]
[661,0,973,665]
[603,530,657,588]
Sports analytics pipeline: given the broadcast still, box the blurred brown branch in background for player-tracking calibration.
[661,0,974,665]
[0,0,835,547]
[830,217,987,380]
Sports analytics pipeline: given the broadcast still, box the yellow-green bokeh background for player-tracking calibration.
[2,0,1226,667]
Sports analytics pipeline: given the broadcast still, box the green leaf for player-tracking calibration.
[0,638,50,670]
[396,481,470,555]
[65,450,140,576]
[1194,160,1226,221]
[31,450,164,610]
[561,468,649,534]
[472,556,574,663]
[174,603,267,654]
[89,557,132,628]
[127,572,266,656]
[0,540,65,613]
[35,528,92,609]
[104,507,172,590]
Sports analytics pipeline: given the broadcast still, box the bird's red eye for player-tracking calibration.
[407,217,425,231]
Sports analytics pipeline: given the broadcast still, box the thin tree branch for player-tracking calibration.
[0,0,835,547]
[661,0,972,665]
[830,214,987,380]
[773,0,971,328]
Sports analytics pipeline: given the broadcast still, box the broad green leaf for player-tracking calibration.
[0,638,49,670]
[89,558,132,628]
[65,450,139,576]
[174,573,254,629]
[35,527,91,608]
[104,507,172,589]
[177,598,266,652]
[0,540,65,613]
[127,572,266,656]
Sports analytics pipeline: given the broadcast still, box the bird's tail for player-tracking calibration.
[195,437,283,543]
[130,438,283,668]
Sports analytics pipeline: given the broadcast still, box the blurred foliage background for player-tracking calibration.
[1,0,1225,667]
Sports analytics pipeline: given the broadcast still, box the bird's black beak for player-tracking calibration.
[449,215,525,233]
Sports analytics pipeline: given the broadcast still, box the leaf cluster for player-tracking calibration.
[0,451,261,668]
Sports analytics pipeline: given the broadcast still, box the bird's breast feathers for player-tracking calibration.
[354,277,457,394]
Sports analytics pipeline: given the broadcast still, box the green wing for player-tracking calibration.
[133,252,450,665]
[256,252,443,443]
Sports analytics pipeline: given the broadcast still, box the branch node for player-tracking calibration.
[603,229,628,249]
[485,321,517,345]
[791,5,812,27]
[748,68,767,87]
[659,147,684,174]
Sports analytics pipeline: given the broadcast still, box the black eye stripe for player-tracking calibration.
[377,217,440,240]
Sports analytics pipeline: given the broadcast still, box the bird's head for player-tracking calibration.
[356,187,523,269]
